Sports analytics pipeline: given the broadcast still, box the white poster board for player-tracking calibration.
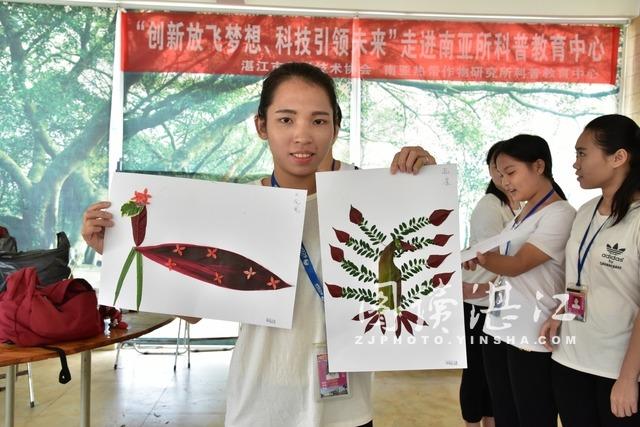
[99,172,305,329]
[317,165,467,371]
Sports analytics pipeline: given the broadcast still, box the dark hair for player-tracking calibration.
[495,134,567,200]
[257,62,342,128]
[485,140,510,205]
[585,114,640,225]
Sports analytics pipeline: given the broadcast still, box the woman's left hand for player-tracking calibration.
[611,377,639,417]
[390,146,437,175]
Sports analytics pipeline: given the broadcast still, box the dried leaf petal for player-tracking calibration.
[351,310,377,321]
[364,314,380,333]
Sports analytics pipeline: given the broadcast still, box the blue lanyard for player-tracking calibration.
[271,172,324,300]
[576,198,609,287]
[504,188,555,255]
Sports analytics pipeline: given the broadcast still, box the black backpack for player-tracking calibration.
[0,231,71,293]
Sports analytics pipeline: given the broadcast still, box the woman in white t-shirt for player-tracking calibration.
[80,62,435,427]
[463,134,576,427]
[460,140,520,427]
[540,114,640,427]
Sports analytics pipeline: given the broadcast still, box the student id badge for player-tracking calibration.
[490,277,507,317]
[313,344,350,401]
[566,284,587,322]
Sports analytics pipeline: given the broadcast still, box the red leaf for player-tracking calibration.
[402,310,428,326]
[352,310,377,321]
[432,234,453,246]
[135,243,292,290]
[333,228,350,243]
[432,271,454,287]
[426,253,451,268]
[401,310,418,324]
[395,315,402,338]
[131,206,147,246]
[349,205,364,225]
[379,314,387,334]
[428,209,453,226]
[364,314,380,333]
[400,315,414,335]
[325,283,344,298]
[329,245,344,262]
[400,241,417,251]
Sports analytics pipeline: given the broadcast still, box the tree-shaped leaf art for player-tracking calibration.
[326,205,455,337]
[115,188,291,310]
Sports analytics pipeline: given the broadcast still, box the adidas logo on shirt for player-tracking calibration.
[606,243,625,256]
[601,243,625,268]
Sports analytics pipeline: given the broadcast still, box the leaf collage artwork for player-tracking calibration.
[317,165,467,372]
[100,172,305,328]
[115,188,291,310]
[325,206,455,337]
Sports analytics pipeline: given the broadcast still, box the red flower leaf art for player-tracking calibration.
[135,243,291,290]
[329,245,345,262]
[428,209,453,226]
[333,228,350,243]
[426,253,451,269]
[131,206,147,246]
[432,271,455,287]
[325,283,344,298]
[349,205,364,225]
[432,234,453,246]
[131,188,152,205]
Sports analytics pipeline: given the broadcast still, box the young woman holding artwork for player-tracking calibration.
[463,134,576,427]
[81,62,434,427]
[539,114,640,427]
[459,140,521,427]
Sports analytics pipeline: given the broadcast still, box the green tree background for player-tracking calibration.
[0,3,115,256]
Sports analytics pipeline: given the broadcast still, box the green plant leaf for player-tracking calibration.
[114,247,136,305]
[136,251,143,310]
[121,200,143,217]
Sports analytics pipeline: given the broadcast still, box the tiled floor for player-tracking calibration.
[1,346,464,427]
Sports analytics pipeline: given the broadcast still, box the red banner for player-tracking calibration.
[121,11,620,84]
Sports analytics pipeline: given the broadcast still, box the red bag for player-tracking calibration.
[0,267,103,346]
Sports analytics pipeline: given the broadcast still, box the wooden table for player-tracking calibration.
[1,312,173,427]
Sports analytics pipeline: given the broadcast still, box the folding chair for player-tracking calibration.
[113,318,191,371]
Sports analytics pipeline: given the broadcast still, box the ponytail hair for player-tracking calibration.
[485,140,510,205]
[551,181,567,201]
[494,134,567,200]
[584,114,640,225]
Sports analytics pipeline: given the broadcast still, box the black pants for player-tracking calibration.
[482,340,557,427]
[552,360,640,427]
[460,302,493,422]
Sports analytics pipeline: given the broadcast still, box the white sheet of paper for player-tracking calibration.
[99,172,306,329]
[460,231,514,262]
[317,165,467,372]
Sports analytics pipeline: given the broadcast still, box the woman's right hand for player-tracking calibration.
[81,201,114,255]
[539,316,562,351]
